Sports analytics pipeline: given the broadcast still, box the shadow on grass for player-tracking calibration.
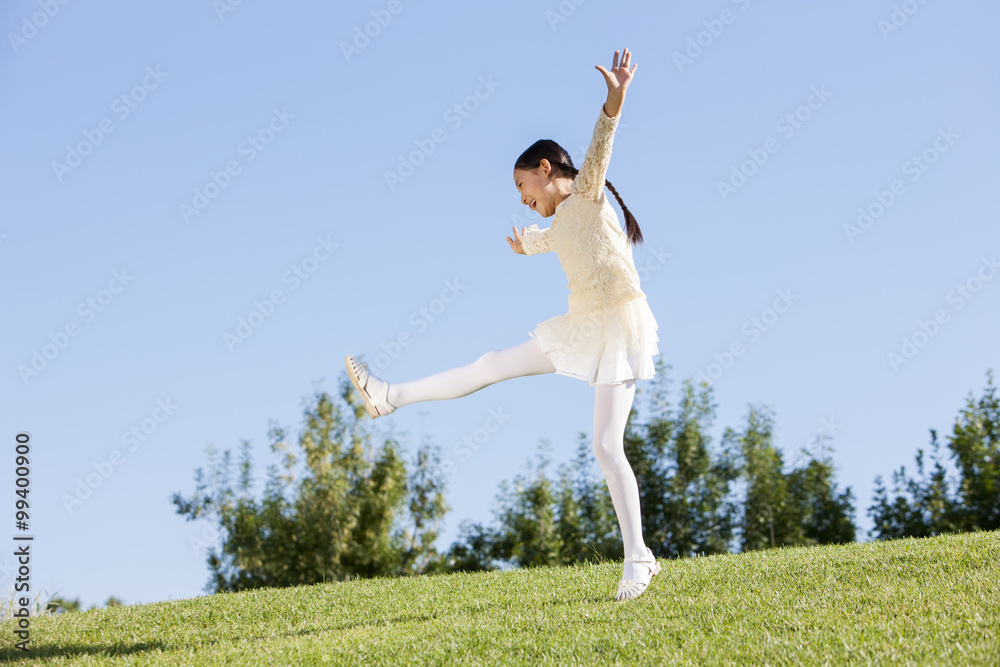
[0,612,440,662]
[325,611,437,633]
[242,611,439,642]
[0,640,169,663]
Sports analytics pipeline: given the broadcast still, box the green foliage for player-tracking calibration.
[635,370,740,559]
[442,436,621,571]
[173,377,449,592]
[869,369,999,538]
[45,596,81,614]
[725,404,857,552]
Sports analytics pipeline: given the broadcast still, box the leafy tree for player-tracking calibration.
[489,439,563,568]
[727,404,856,551]
[869,369,998,538]
[948,369,1000,529]
[440,519,500,572]
[868,431,960,539]
[787,444,857,545]
[173,377,448,592]
[45,596,81,614]
[635,370,740,559]
[444,436,623,571]
[554,433,621,564]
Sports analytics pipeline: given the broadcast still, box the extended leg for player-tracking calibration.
[385,337,556,408]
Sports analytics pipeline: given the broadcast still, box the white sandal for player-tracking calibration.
[615,546,661,602]
[345,354,396,419]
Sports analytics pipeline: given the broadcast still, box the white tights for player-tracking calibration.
[385,338,649,563]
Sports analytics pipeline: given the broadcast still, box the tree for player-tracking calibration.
[727,404,856,551]
[490,439,563,568]
[948,369,1000,530]
[869,369,999,539]
[635,371,740,559]
[787,444,857,545]
[554,433,621,564]
[173,376,449,592]
[45,596,81,614]
[868,431,960,539]
[444,435,623,571]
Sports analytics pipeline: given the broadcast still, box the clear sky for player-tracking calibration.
[2,0,998,609]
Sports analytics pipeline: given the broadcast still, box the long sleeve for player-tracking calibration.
[570,106,620,203]
[522,223,555,255]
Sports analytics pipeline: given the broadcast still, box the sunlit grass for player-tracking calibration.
[2,530,998,665]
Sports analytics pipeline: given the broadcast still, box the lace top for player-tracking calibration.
[521,107,645,315]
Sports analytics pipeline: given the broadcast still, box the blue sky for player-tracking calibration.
[2,0,998,609]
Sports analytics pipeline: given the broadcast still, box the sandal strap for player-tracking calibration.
[625,555,657,564]
[351,357,370,387]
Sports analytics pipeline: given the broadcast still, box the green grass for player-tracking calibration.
[2,531,998,665]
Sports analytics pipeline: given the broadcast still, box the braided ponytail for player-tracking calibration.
[556,162,643,246]
[602,178,642,246]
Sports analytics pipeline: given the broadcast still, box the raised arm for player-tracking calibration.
[571,48,637,203]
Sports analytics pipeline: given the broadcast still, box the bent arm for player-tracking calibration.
[522,224,555,255]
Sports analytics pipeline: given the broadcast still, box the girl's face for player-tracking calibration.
[513,160,569,218]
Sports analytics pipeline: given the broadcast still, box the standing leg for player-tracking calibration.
[592,379,650,578]
[384,337,556,408]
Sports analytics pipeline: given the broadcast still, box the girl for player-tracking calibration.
[346,48,661,602]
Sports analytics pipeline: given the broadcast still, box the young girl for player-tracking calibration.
[346,48,661,602]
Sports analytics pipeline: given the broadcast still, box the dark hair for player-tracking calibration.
[514,139,642,245]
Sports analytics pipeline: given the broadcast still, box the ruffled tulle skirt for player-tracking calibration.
[529,295,660,387]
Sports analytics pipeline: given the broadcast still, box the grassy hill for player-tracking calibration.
[2,530,998,665]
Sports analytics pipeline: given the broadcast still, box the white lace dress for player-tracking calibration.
[521,106,660,387]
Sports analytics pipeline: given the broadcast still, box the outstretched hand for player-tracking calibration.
[506,225,527,254]
[595,47,637,98]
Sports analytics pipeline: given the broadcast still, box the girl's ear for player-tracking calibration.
[538,158,551,178]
